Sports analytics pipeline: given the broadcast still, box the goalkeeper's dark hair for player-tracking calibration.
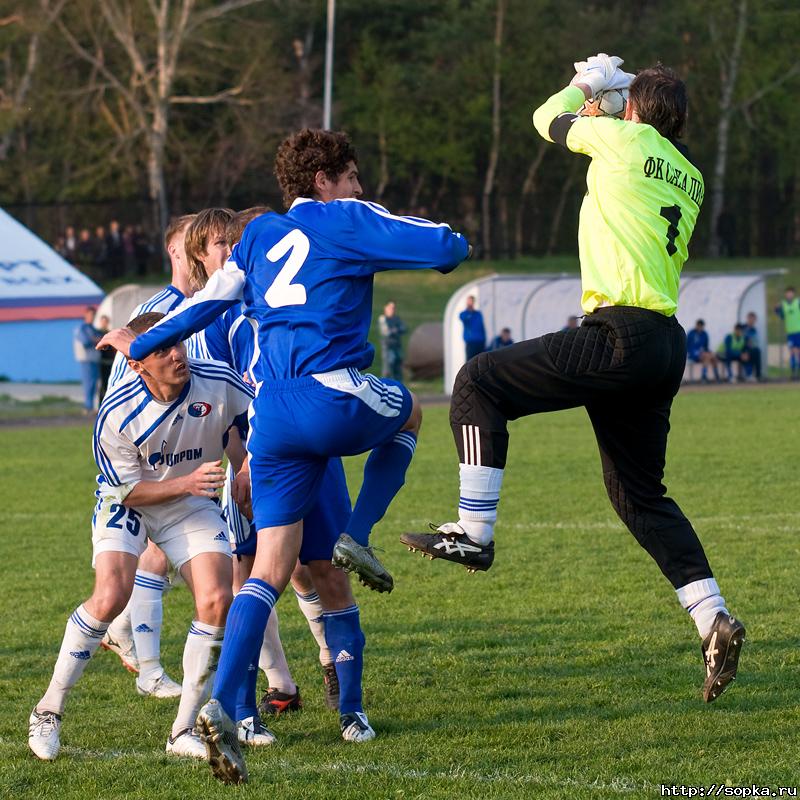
[629,64,687,140]
[274,129,357,209]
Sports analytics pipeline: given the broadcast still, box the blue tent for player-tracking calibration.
[0,209,104,381]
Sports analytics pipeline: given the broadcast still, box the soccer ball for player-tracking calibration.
[579,88,628,119]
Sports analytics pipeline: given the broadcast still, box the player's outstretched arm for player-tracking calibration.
[123,460,226,507]
[342,200,470,275]
[100,260,244,361]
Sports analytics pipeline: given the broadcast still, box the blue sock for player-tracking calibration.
[323,605,365,714]
[212,578,279,719]
[234,650,260,723]
[347,431,417,545]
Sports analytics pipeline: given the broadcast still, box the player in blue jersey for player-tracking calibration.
[99,129,470,783]
[103,214,197,699]
[28,312,268,762]
[188,206,346,723]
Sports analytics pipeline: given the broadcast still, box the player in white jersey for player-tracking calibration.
[102,215,198,698]
[28,311,274,762]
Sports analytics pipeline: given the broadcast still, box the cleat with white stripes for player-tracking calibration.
[237,716,277,746]
[332,533,394,593]
[340,711,376,742]
[702,612,745,703]
[28,708,62,761]
[400,522,495,572]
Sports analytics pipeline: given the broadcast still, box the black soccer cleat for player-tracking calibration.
[400,523,494,573]
[257,686,303,717]
[701,612,746,703]
[322,663,340,710]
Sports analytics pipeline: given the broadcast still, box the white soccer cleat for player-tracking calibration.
[28,708,62,761]
[101,629,139,674]
[166,728,207,760]
[136,671,183,698]
[340,711,376,743]
[236,716,277,746]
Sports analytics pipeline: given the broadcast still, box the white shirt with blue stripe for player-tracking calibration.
[93,359,253,506]
[108,285,210,387]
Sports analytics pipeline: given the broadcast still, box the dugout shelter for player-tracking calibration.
[443,273,770,394]
[0,209,104,382]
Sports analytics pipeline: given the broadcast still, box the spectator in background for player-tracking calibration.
[76,228,95,270]
[378,300,407,382]
[775,286,800,380]
[490,327,515,350]
[96,314,115,402]
[72,306,101,414]
[94,225,108,272]
[561,315,580,332]
[64,226,77,263]
[686,319,720,382]
[459,295,486,360]
[106,220,124,277]
[133,225,152,275]
[717,323,750,383]
[743,311,762,382]
[123,224,136,274]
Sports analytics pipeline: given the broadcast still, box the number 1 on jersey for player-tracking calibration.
[265,229,310,308]
[660,204,682,256]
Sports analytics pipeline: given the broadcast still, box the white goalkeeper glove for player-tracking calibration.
[571,53,625,96]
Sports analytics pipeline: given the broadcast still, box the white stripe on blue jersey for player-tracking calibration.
[93,359,253,498]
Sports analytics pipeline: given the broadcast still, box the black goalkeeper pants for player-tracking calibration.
[449,305,712,590]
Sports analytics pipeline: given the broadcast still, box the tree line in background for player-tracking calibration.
[2,0,799,263]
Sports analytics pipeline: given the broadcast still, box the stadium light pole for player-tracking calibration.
[323,0,335,129]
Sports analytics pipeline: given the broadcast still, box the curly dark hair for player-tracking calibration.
[274,129,357,209]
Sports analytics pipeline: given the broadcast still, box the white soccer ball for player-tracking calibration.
[579,87,628,119]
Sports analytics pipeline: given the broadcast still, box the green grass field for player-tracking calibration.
[2,385,799,799]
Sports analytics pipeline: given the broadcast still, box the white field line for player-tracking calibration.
[0,739,652,794]
[406,510,800,533]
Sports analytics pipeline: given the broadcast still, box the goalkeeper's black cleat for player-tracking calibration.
[400,523,494,573]
[701,612,746,703]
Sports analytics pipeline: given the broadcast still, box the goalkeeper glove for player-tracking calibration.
[571,53,624,96]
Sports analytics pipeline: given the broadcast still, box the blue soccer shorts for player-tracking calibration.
[788,332,800,349]
[248,368,412,530]
[228,458,351,561]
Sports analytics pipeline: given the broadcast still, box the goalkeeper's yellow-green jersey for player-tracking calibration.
[533,85,704,316]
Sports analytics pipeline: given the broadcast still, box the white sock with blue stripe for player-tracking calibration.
[172,620,225,737]
[295,589,331,666]
[457,464,504,546]
[348,430,417,546]
[131,570,166,685]
[38,605,109,715]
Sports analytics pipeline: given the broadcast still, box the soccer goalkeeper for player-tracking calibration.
[403,56,745,703]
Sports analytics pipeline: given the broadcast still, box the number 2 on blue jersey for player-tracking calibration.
[265,229,310,308]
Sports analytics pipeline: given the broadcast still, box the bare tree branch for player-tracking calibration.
[169,85,245,104]
[185,0,266,35]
